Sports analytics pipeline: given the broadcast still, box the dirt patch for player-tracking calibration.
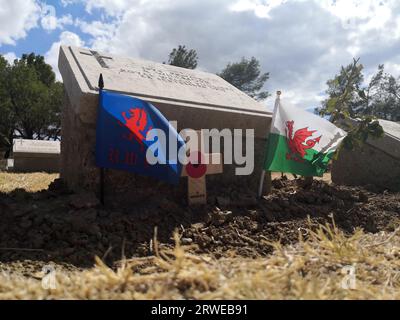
[0,175,399,269]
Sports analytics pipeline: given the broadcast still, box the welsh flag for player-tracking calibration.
[264,94,347,177]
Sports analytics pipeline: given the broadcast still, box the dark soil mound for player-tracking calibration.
[0,177,399,267]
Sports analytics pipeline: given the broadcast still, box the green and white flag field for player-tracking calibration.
[264,94,347,177]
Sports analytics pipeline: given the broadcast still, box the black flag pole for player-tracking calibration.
[98,73,104,90]
[98,73,105,205]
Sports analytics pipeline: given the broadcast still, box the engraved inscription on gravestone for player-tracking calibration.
[82,50,233,92]
[119,65,234,92]
[66,46,266,114]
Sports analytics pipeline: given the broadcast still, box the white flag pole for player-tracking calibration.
[258,91,281,198]
[257,170,266,198]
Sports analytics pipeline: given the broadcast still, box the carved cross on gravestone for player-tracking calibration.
[79,50,113,69]
[181,131,223,205]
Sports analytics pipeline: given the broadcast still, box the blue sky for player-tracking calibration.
[1,0,400,110]
[1,1,83,59]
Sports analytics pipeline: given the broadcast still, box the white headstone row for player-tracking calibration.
[12,139,60,173]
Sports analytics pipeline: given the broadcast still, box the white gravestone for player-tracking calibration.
[12,139,60,173]
[58,46,272,200]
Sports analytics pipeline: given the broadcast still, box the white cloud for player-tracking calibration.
[2,52,17,64]
[84,0,137,16]
[230,0,289,18]
[76,0,174,17]
[40,4,73,31]
[75,19,117,38]
[61,0,81,7]
[0,0,40,46]
[230,0,395,28]
[319,0,394,30]
[45,31,85,81]
[382,62,400,78]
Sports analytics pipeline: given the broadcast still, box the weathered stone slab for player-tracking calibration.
[6,159,14,171]
[332,119,400,191]
[58,46,272,201]
[12,139,60,173]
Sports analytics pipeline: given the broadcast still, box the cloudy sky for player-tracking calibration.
[1,0,400,110]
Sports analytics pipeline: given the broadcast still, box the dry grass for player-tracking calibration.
[0,172,58,193]
[0,222,399,300]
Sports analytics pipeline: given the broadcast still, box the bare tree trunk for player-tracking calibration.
[4,128,14,159]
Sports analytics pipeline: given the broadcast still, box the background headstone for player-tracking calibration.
[332,119,400,191]
[6,159,14,171]
[12,139,60,173]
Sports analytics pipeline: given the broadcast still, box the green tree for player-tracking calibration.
[379,73,400,121]
[45,81,63,140]
[0,56,14,157]
[166,45,198,69]
[355,64,385,116]
[21,53,56,87]
[318,58,364,121]
[0,53,63,158]
[218,57,270,101]
[318,60,400,122]
[318,58,384,150]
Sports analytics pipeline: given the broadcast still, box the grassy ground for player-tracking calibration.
[0,172,58,193]
[0,172,399,299]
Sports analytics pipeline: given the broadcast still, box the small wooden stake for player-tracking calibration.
[181,130,223,205]
[182,154,223,205]
[187,176,207,205]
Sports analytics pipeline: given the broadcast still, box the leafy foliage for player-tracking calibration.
[317,58,390,151]
[218,57,270,101]
[166,45,198,69]
[0,53,63,158]
[21,53,56,87]
[0,56,14,156]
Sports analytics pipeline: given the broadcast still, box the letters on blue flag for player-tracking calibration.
[95,90,185,184]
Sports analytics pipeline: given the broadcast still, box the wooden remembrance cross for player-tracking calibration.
[181,131,223,205]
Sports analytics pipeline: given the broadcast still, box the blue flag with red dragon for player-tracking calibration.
[95,90,185,184]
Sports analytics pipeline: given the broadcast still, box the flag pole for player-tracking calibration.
[257,170,265,198]
[98,74,105,205]
[258,90,281,198]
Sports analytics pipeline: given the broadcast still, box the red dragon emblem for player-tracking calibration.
[285,120,321,162]
[121,108,152,151]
